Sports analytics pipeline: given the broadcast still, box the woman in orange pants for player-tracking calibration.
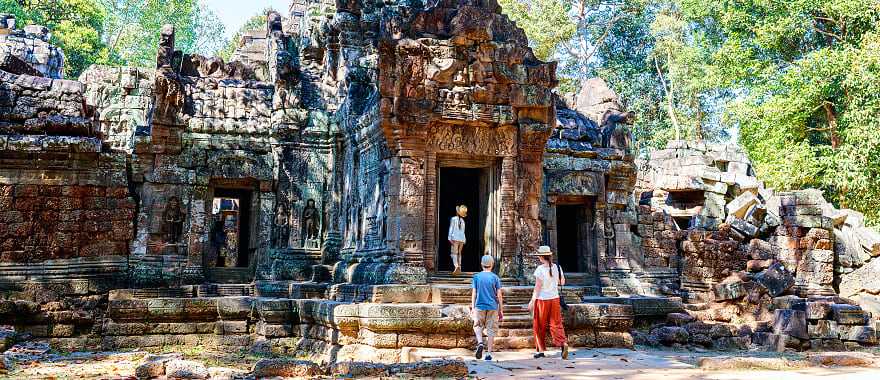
[528,245,568,359]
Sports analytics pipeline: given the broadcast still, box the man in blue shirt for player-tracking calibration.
[471,255,503,361]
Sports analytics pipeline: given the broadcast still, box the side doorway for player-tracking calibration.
[552,197,599,285]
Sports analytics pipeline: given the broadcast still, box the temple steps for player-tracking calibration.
[205,268,253,284]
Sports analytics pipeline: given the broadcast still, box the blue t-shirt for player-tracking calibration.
[472,271,502,311]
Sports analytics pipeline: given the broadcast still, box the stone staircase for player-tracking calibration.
[205,268,253,284]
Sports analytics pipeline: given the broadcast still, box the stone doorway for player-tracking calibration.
[553,198,599,284]
[436,166,496,273]
[206,188,254,283]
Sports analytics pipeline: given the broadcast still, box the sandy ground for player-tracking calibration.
[2,345,880,379]
[460,348,880,379]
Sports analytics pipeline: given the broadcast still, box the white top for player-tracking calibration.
[448,216,466,242]
[533,264,562,300]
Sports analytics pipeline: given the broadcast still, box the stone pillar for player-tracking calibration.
[499,155,519,279]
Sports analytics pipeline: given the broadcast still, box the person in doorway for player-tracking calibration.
[528,245,569,359]
[448,205,467,274]
[471,254,503,361]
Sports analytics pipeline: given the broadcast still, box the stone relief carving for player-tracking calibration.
[163,196,184,244]
[302,198,320,248]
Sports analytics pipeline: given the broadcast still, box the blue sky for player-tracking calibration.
[203,0,292,38]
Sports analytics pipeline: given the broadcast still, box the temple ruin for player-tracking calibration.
[0,0,878,365]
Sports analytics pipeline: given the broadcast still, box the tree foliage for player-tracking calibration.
[0,0,226,77]
[501,0,880,224]
[1,0,106,78]
[99,0,226,68]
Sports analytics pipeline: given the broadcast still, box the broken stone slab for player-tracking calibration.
[251,358,323,378]
[712,336,750,351]
[387,359,468,377]
[726,192,759,219]
[773,309,808,340]
[755,263,795,297]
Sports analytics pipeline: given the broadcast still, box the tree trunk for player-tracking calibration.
[822,102,840,149]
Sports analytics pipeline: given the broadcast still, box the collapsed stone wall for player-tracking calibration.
[636,140,879,351]
[0,15,64,79]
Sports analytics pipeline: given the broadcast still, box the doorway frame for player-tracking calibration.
[431,155,501,274]
[547,195,599,285]
[204,179,261,282]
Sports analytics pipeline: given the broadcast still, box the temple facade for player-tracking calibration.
[0,0,641,290]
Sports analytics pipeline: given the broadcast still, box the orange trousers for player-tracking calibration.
[533,298,567,351]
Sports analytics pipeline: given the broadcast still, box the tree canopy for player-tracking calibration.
[501,0,880,224]
[1,0,226,78]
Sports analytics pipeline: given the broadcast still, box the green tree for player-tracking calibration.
[0,0,106,78]
[676,0,880,223]
[217,9,274,62]
[99,0,226,68]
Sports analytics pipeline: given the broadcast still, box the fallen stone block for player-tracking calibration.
[831,304,870,325]
[165,359,208,379]
[714,281,746,301]
[727,192,759,219]
[666,312,694,326]
[747,259,774,272]
[805,300,832,320]
[329,361,388,377]
[730,218,758,237]
[772,295,807,311]
[251,359,323,378]
[135,353,183,379]
[652,326,690,345]
[810,338,846,351]
[755,263,795,297]
[840,325,877,344]
[808,352,878,367]
[809,320,838,340]
[712,336,750,351]
[773,309,808,340]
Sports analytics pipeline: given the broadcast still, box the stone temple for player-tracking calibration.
[0,0,878,363]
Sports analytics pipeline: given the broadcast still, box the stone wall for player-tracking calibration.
[0,66,134,292]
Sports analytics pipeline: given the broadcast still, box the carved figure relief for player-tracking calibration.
[302,198,320,248]
[274,201,290,248]
[163,196,184,244]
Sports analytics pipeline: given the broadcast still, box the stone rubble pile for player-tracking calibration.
[637,140,880,351]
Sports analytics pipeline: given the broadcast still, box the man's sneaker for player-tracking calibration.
[533,352,545,359]
[561,343,569,359]
[485,354,493,361]
[475,343,484,359]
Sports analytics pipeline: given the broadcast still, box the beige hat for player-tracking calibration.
[534,245,553,256]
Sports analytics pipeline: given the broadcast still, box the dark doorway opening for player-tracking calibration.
[210,188,252,268]
[555,200,598,276]
[438,167,485,272]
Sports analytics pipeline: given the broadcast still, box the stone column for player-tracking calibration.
[499,155,518,279]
